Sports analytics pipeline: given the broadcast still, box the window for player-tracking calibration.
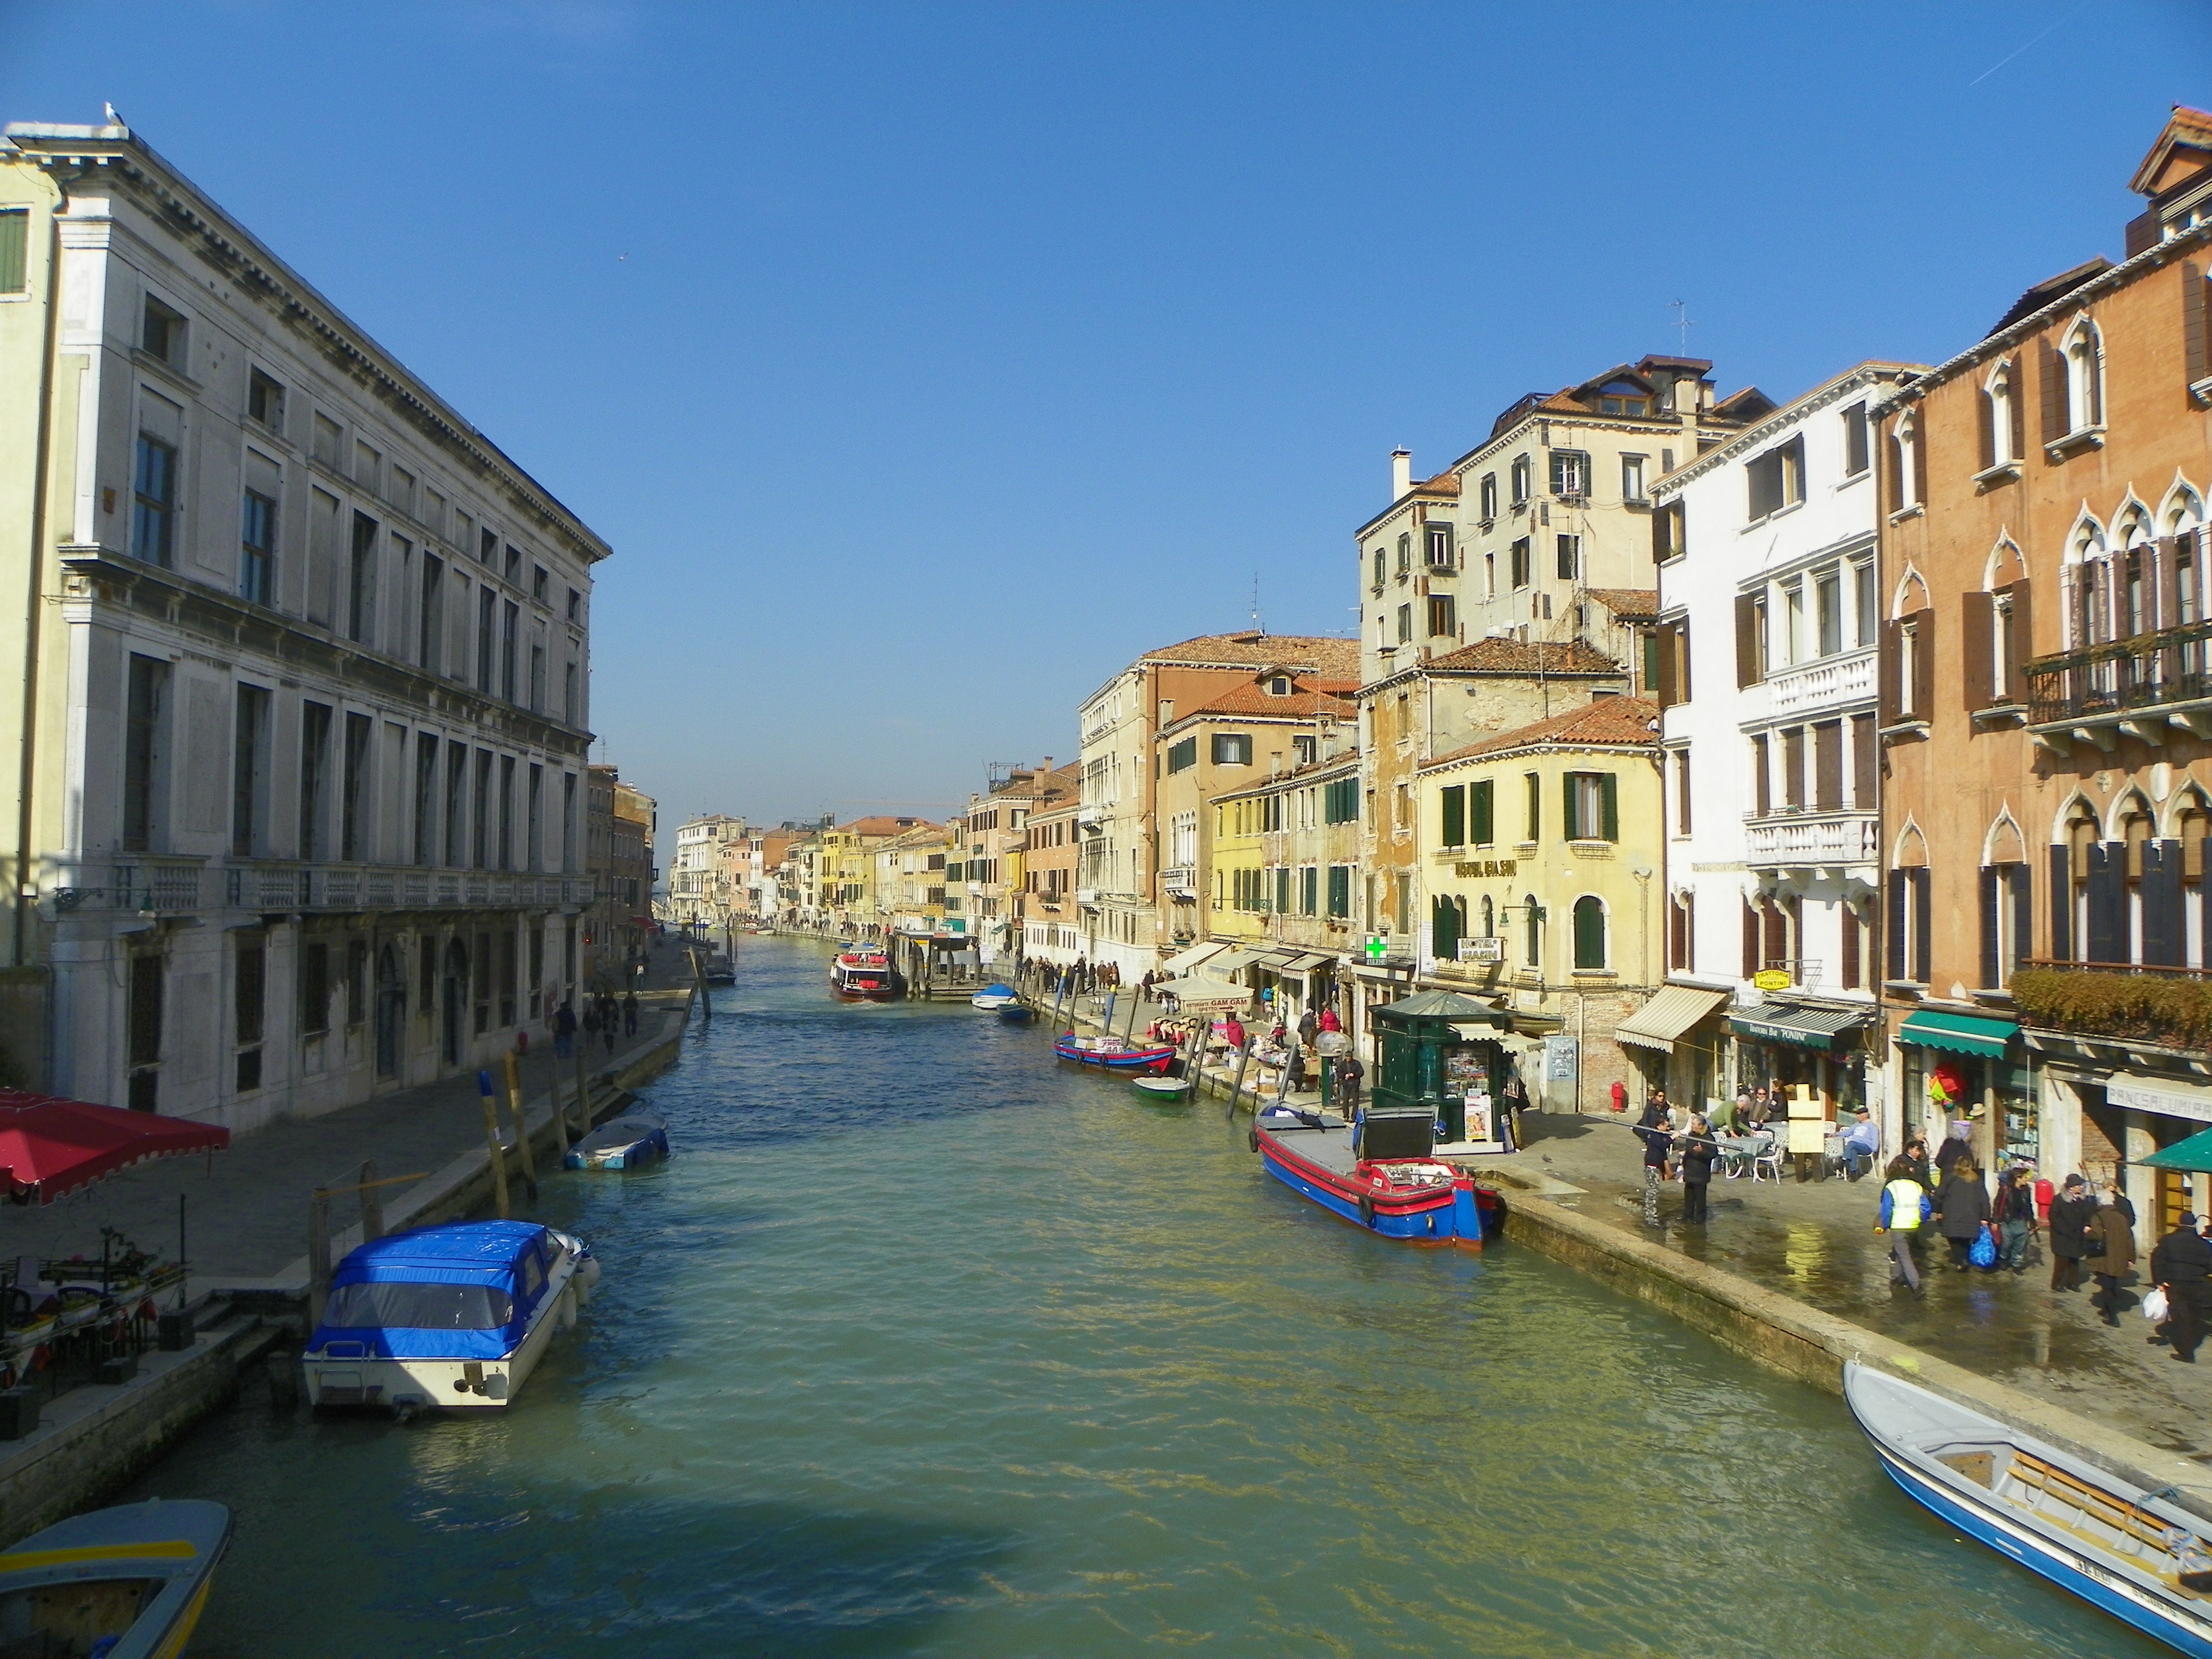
[234,939,264,1093]
[1673,750,1691,834]
[1886,866,1932,984]
[231,685,268,857]
[1855,560,1877,647]
[122,655,168,852]
[1842,401,1870,477]
[476,588,496,692]
[1889,412,1923,510]
[353,440,380,494]
[1425,525,1453,568]
[1981,862,2032,987]
[1479,474,1498,521]
[415,554,443,672]
[1265,674,1291,695]
[1441,784,1465,848]
[1563,771,1618,841]
[297,701,332,859]
[1483,551,1496,599]
[1211,733,1251,767]
[1555,534,1580,582]
[1598,393,1650,416]
[299,939,329,1036]
[1524,773,1541,842]
[1165,737,1198,774]
[1293,734,1316,766]
[240,489,275,606]
[1326,865,1351,919]
[2059,317,2104,435]
[1782,726,1805,808]
[348,513,378,644]
[414,733,437,865]
[567,587,582,623]
[532,564,549,604]
[1782,580,1803,664]
[1395,604,1412,643]
[1746,436,1804,520]
[501,600,519,701]
[1510,538,1531,589]
[505,545,523,585]
[1982,360,2020,470]
[1396,533,1411,574]
[1751,733,1770,815]
[473,751,493,869]
[1523,896,1544,968]
[1550,449,1589,499]
[312,413,341,470]
[0,207,26,294]
[1572,896,1607,970]
[1371,548,1385,591]
[1428,594,1456,637]
[133,434,176,566]
[564,661,579,725]
[1300,865,1319,916]
[347,938,368,1026]
[388,466,414,515]
[1813,720,1842,810]
[247,369,285,433]
[1510,455,1531,505]
[445,741,466,867]
[498,755,515,870]
[141,295,185,364]
[480,527,499,565]
[340,712,370,861]
[1851,712,1877,805]
[1652,499,1685,562]
[1323,777,1358,823]
[1621,454,1647,502]
[1816,567,1843,656]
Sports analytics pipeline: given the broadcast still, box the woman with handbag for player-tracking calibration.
[1935,1159,1992,1271]
[2086,1190,2138,1326]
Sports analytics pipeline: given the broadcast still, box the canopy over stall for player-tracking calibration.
[2142,1128,2212,1175]
[1371,990,1510,1145]
[1154,975,1250,1012]
[0,1091,230,1206]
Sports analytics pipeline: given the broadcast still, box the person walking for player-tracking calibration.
[1317,1004,1342,1035]
[2085,1191,2138,1327]
[1334,1054,1363,1116]
[600,993,618,1053]
[1935,1158,1992,1270]
[1879,1156,1932,1296]
[1678,1115,1718,1225]
[2153,1212,2212,1362]
[553,998,577,1062]
[623,990,639,1037]
[1297,1007,1319,1053]
[2046,1175,2095,1292]
[1996,1166,2038,1274]
[1634,1098,1672,1228]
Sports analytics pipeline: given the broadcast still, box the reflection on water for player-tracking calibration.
[124,939,2168,1657]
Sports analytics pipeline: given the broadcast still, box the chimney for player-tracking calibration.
[1391,448,1412,500]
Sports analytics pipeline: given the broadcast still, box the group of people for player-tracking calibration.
[551,987,639,1060]
[1023,957,1120,998]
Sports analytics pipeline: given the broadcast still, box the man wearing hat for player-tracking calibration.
[2153,1211,2212,1363]
[2046,1175,2096,1292]
[1836,1105,1881,1180]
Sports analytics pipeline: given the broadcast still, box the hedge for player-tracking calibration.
[2010,967,2212,1050]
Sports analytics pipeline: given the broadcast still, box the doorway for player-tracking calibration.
[441,937,468,1067]
[375,943,406,1080]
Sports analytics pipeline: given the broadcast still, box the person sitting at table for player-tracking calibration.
[1707,1096,1740,1135]
[1744,1088,1773,1129]
[1837,1107,1881,1180]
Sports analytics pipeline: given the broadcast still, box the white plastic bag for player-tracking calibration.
[2145,1286,2171,1324]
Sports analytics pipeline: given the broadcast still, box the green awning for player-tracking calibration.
[2143,1127,2212,1175]
[1898,1009,2020,1058]
[1729,1004,1871,1051]
[1373,989,1509,1028]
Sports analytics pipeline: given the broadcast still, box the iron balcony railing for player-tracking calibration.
[48,857,596,915]
[2024,619,2212,726]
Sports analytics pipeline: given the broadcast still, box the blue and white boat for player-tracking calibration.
[1846,1360,2212,1656]
[564,1110,669,1170]
[0,1498,230,1658]
[302,1220,598,1413]
[970,983,1018,1011]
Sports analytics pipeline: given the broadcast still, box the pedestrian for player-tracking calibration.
[1297,1007,1319,1052]
[1879,1155,1932,1297]
[1282,1044,1307,1100]
[2106,1179,2138,1229]
[1996,1165,2038,1273]
[2047,1174,2095,1292]
[1634,1097,1672,1228]
[2085,1191,2138,1327]
[1679,1114,1718,1225]
[623,990,639,1037]
[580,998,601,1051]
[1317,1004,1342,1035]
[2154,1211,2212,1362]
[601,994,617,1052]
[1221,1014,1246,1054]
[1935,1158,1992,1270]
[1933,1117,1970,1178]
[1745,1087,1773,1130]
[1335,1054,1363,1116]
[553,997,577,1061]
[1899,1134,1934,1194]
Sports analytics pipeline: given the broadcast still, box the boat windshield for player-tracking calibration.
[324,1281,515,1330]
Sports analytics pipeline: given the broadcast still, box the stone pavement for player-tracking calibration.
[0,946,700,1284]
[1487,1107,2212,1461]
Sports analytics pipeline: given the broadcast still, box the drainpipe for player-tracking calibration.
[16,199,66,967]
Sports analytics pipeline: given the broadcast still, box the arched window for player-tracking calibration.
[1981,359,2019,469]
[2178,789,2211,968]
[1522,894,1544,968]
[1572,896,1607,971]
[1430,894,1465,965]
[1889,410,1922,510]
[1479,893,1494,937]
[2060,316,2104,434]
[2118,506,2154,637]
[2064,517,2111,647]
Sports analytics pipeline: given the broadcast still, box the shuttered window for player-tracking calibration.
[1563,772,1618,841]
[1572,897,1606,971]
[1440,784,1465,848]
[0,208,26,295]
[1470,778,1494,847]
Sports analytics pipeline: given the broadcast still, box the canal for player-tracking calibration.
[127,937,2165,1656]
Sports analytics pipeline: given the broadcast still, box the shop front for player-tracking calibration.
[1893,1009,2028,1174]
[1371,989,1512,1150]
[2103,1073,2212,1242]
[1612,984,1731,1112]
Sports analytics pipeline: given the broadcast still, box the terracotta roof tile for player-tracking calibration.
[1181,682,1359,720]
[1417,470,1460,495]
[838,816,939,837]
[1423,696,1660,770]
[1140,632,1362,676]
[1419,638,1625,676]
[1584,588,1659,621]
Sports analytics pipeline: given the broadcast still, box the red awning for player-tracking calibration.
[0,1091,230,1206]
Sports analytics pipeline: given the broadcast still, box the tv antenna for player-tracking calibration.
[1669,299,1696,353]
[1250,572,1263,635]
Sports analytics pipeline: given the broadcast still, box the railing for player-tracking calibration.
[1765,645,1877,717]
[2012,961,2212,1052]
[2024,620,2212,726]
[1742,809,1879,867]
[68,854,209,913]
[1160,865,1198,895]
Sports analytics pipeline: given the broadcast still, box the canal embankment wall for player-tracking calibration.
[1045,992,2212,1522]
[0,987,698,1548]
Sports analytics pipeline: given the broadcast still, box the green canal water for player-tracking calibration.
[128,938,2168,1656]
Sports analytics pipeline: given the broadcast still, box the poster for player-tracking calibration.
[1544,1036,1579,1083]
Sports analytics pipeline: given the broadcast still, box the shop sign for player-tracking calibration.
[1751,968,1793,992]
[1364,935,1389,962]
[1453,858,1518,878]
[2105,1075,2212,1125]
[1459,937,1504,964]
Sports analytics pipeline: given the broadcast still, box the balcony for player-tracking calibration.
[47,858,596,916]
[1742,809,1879,872]
[2023,621,2212,754]
[52,854,209,914]
[1764,645,1877,718]
[1161,865,1198,896]
[2012,962,2212,1055]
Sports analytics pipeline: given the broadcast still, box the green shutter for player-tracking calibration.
[1601,773,1619,842]
[0,209,26,296]
[1441,784,1465,848]
[1574,897,1605,969]
[1432,897,1461,963]
[1471,779,1493,847]
[1275,867,1290,914]
[1526,773,1541,842]
[1564,775,1579,840]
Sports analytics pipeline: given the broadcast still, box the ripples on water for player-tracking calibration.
[130,940,2167,1656]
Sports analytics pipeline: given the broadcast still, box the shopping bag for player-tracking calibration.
[2145,1286,2171,1324]
[1969,1225,1998,1271]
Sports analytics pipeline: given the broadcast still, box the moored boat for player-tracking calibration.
[970,983,1018,1011]
[996,1003,1033,1024]
[302,1220,598,1413]
[1131,1074,1191,1100]
[564,1111,669,1170]
[1052,1033,1177,1074]
[0,1497,230,1658]
[1845,1360,2212,1656]
[830,949,900,1000]
[1251,1107,1500,1245]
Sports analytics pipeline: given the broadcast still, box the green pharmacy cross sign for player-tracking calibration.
[1365,935,1388,962]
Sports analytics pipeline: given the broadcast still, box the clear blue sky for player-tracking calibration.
[5,2,2207,828]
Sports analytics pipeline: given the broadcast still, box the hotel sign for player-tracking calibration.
[1453,858,1518,878]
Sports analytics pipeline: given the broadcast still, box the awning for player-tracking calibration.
[1160,941,1229,977]
[1373,989,1510,1028]
[1206,947,1270,977]
[1156,974,1251,1011]
[0,1091,231,1206]
[1613,985,1730,1053]
[1729,1003,1871,1051]
[1274,951,1335,975]
[2142,1127,2212,1174]
[1898,1010,2020,1058]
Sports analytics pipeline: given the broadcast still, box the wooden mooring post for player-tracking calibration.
[503,1050,539,1200]
[477,1070,512,1218]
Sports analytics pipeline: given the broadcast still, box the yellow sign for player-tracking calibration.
[1452,858,1518,879]
[1751,969,1793,992]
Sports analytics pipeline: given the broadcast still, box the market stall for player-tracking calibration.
[1370,989,1512,1150]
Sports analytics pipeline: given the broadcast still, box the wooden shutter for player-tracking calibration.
[1851,712,1877,806]
[1655,621,1678,708]
[2188,263,2210,391]
[1751,734,1771,816]
[2004,579,2034,704]
[2008,358,2027,461]
[1912,868,1932,983]
[2039,337,2066,445]
[1470,779,1493,847]
[1762,900,1787,971]
[2147,841,2186,967]
[1742,898,1760,979]
[2087,842,2123,964]
[1910,421,1928,506]
[1735,592,1761,687]
[1840,903,1860,989]
[1978,867,2000,989]
[1782,726,1805,808]
[1976,387,1994,472]
[1885,874,1907,982]
[1441,784,1465,849]
[1601,772,1619,841]
[1960,591,1995,710]
[1677,619,1691,702]
[1814,721,1842,810]
[1525,773,1540,842]
[2158,536,2182,633]
[2009,865,2032,980]
[1910,610,1935,719]
[1879,619,1902,726]
[1563,775,1580,840]
[2047,843,2072,963]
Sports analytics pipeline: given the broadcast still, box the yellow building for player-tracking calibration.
[1416,697,1662,1111]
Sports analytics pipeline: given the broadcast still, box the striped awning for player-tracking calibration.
[1160,941,1229,977]
[1205,947,1270,977]
[1730,1003,1871,1051]
[1898,1009,2020,1059]
[1614,985,1730,1054]
[1264,950,1335,975]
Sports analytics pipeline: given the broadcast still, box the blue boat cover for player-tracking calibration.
[311,1221,557,1361]
[976,983,1014,998]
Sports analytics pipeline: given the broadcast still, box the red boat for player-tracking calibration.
[829,949,901,1001]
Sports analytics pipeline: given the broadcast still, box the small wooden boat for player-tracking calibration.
[0,1497,230,1658]
[564,1111,669,1170]
[1846,1360,2212,1655]
[830,950,900,1001]
[1053,1033,1176,1074]
[1131,1074,1191,1100]
[302,1221,598,1413]
[1251,1107,1501,1245]
[996,1002,1032,1024]
[701,954,736,986]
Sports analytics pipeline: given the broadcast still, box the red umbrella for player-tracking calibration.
[0,1090,230,1206]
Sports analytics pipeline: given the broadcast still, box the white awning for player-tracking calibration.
[1156,974,1251,1011]
[1275,951,1335,974]
[1206,947,1270,976]
[1614,985,1731,1054]
[1160,941,1230,977]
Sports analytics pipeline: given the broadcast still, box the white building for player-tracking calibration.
[0,121,605,1130]
[667,814,745,934]
[1635,363,1920,1129]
